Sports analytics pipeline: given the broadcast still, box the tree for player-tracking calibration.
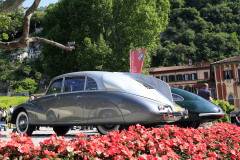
[10,78,37,94]
[42,0,170,77]
[151,0,240,68]
[0,0,74,51]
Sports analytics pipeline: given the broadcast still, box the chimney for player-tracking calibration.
[188,59,192,66]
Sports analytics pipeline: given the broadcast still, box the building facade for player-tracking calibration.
[147,56,240,108]
[211,56,240,108]
[147,62,216,98]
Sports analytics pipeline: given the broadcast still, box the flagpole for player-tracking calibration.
[129,50,131,72]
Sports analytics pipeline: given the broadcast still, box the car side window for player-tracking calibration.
[46,79,63,95]
[64,77,85,92]
[172,93,184,101]
[86,77,98,90]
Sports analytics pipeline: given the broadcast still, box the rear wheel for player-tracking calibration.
[16,111,34,136]
[53,126,70,136]
[96,125,122,135]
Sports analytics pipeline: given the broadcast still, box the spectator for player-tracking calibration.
[8,105,14,129]
[26,95,35,103]
[1,107,7,130]
[198,83,213,101]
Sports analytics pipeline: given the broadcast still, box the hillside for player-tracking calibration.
[151,0,240,67]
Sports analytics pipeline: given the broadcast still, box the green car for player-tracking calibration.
[171,87,224,128]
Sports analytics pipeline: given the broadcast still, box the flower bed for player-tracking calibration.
[0,123,239,159]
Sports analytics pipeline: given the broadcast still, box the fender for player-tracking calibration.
[11,103,38,124]
[87,101,124,125]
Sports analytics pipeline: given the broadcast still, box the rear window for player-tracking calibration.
[86,77,98,90]
[132,78,153,89]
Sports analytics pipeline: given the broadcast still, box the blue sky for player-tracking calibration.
[22,0,59,8]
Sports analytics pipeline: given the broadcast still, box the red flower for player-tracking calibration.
[231,154,237,160]
[208,151,217,158]
[43,150,56,157]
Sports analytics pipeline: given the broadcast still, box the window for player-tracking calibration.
[228,94,234,105]
[64,77,85,92]
[183,74,189,81]
[155,76,160,79]
[86,77,98,90]
[169,75,175,82]
[238,69,240,81]
[184,87,191,92]
[47,79,63,95]
[210,88,216,99]
[188,74,192,80]
[176,75,183,81]
[191,73,198,80]
[223,70,233,80]
[172,93,184,101]
[192,87,197,94]
[161,76,168,82]
[204,72,208,79]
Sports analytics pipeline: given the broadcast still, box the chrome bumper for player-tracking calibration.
[199,113,225,117]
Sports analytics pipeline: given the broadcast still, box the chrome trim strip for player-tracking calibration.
[199,113,224,117]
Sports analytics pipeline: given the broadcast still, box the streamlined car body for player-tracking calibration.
[171,87,224,128]
[11,71,188,135]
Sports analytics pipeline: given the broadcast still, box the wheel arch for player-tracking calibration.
[11,107,27,124]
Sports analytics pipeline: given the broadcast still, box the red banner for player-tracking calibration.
[130,49,146,74]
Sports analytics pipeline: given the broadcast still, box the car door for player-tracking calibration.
[34,78,63,123]
[57,76,85,123]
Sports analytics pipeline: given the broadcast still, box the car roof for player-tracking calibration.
[50,71,173,102]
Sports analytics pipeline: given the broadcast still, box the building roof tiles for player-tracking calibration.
[147,62,210,73]
[211,56,240,65]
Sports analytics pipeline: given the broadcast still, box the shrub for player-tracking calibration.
[0,96,28,110]
[10,78,37,94]
[212,100,236,123]
[0,123,240,159]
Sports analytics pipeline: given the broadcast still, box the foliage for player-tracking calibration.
[0,96,28,110]
[42,0,170,78]
[0,123,240,159]
[152,0,240,67]
[212,100,236,123]
[30,10,46,32]
[0,8,24,41]
[0,49,44,84]
[10,78,37,94]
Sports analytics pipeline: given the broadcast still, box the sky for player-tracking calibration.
[22,0,59,8]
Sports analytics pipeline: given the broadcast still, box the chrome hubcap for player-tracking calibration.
[18,115,27,131]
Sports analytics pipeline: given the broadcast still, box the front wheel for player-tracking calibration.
[96,125,122,135]
[16,111,34,136]
[53,126,70,136]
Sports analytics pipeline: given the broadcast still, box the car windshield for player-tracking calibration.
[172,93,184,101]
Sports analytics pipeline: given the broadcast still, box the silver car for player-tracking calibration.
[11,71,188,135]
